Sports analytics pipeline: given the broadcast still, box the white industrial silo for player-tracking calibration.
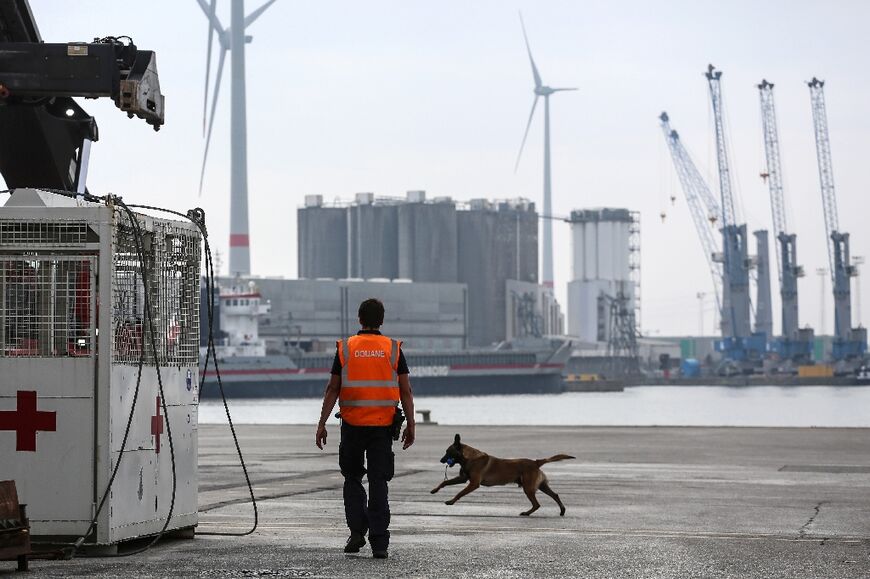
[567,208,638,343]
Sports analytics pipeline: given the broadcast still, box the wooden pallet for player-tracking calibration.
[0,480,30,572]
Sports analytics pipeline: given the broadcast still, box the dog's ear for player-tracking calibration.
[454,433,461,446]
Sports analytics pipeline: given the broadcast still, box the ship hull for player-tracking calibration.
[200,355,563,399]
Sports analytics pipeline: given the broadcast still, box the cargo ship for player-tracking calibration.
[200,283,569,398]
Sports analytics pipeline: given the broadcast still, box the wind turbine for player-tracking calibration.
[197,0,278,276]
[514,13,576,291]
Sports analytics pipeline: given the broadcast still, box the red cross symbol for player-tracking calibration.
[151,396,164,454]
[0,391,57,452]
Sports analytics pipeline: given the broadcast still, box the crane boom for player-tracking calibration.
[704,65,737,228]
[758,80,787,279]
[807,78,840,278]
[660,116,722,220]
[758,80,803,341]
[659,112,722,309]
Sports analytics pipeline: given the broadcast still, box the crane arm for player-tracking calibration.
[807,77,840,279]
[705,65,737,228]
[758,80,788,282]
[0,0,164,193]
[0,38,164,130]
[659,112,723,308]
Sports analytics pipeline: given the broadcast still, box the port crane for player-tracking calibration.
[757,80,813,363]
[705,65,767,367]
[806,78,867,363]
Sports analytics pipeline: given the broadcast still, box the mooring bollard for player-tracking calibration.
[416,409,436,424]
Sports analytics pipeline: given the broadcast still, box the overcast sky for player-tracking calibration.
[10,0,869,336]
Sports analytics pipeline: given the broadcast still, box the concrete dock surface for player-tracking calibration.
[12,425,870,578]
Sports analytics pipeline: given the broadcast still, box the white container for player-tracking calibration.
[0,189,200,545]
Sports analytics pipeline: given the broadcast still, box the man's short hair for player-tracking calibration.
[358,298,385,328]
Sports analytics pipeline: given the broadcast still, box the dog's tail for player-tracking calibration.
[536,454,575,466]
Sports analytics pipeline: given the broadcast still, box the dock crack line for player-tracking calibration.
[797,500,826,539]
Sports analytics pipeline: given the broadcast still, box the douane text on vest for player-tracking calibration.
[354,350,386,358]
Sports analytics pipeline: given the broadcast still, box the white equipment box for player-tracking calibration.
[0,189,200,545]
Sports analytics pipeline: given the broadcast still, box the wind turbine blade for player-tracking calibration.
[245,0,279,28]
[199,47,227,195]
[519,12,542,89]
[514,95,539,172]
[203,0,217,136]
[551,87,578,92]
[195,0,225,34]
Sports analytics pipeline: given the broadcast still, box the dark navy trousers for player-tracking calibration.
[339,422,395,551]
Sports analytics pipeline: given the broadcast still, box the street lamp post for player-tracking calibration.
[816,268,827,336]
[696,292,706,336]
[853,256,865,327]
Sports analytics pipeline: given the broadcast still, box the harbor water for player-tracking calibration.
[200,385,870,427]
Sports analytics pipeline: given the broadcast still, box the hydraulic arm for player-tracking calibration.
[0,0,164,192]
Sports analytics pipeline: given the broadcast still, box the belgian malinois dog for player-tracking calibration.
[431,434,574,516]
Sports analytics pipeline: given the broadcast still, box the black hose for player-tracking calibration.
[52,192,158,555]
[103,198,178,556]
[127,203,258,536]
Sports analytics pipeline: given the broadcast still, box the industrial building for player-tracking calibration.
[299,191,458,283]
[458,198,541,346]
[347,193,400,280]
[218,277,468,352]
[297,192,554,347]
[567,208,640,343]
[397,191,458,282]
[297,197,347,280]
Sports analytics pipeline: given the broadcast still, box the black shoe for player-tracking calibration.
[372,550,388,559]
[344,532,366,553]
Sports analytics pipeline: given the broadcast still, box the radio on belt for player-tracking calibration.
[0,189,201,546]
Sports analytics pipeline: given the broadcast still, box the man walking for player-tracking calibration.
[316,298,415,559]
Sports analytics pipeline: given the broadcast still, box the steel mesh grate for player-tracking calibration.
[111,210,201,366]
[0,209,200,363]
[0,220,90,247]
[0,256,96,357]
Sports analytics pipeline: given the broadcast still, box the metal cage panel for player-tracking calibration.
[0,219,92,247]
[111,211,201,367]
[0,256,96,357]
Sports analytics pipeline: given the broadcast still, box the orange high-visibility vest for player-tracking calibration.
[337,334,402,426]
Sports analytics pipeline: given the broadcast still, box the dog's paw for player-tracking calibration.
[445,500,455,506]
[519,512,530,516]
[430,488,439,494]
[560,509,566,517]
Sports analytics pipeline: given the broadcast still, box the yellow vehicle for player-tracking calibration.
[565,373,602,383]
[797,365,834,378]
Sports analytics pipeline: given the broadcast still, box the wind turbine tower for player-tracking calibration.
[515,13,576,291]
[197,0,278,276]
